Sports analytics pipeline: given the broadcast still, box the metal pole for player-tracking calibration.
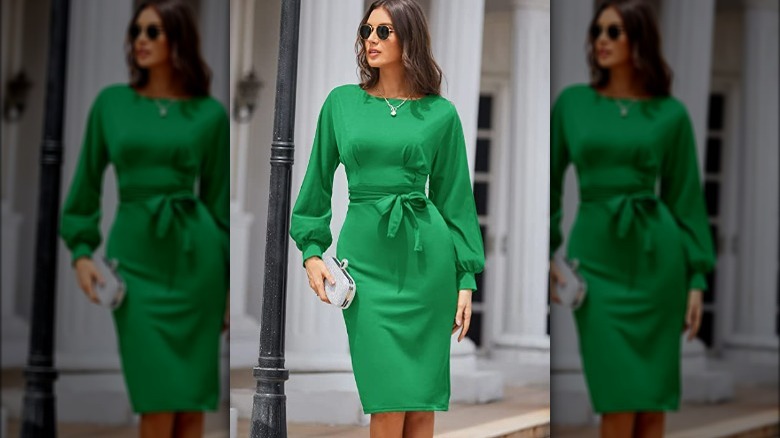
[250,0,301,436]
[20,0,70,436]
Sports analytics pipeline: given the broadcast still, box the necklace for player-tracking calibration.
[153,98,174,118]
[613,98,637,118]
[379,88,410,117]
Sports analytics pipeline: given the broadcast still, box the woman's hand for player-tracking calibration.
[549,259,564,304]
[304,256,334,304]
[452,289,473,342]
[685,289,703,341]
[74,257,104,304]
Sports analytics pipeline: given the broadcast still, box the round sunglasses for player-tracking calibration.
[359,24,394,40]
[590,24,623,41]
[129,24,164,41]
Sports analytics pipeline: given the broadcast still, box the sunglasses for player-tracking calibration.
[359,24,394,40]
[590,24,623,41]
[129,24,164,41]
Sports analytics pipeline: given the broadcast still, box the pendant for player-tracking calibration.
[390,108,397,117]
[620,107,628,117]
[160,107,168,118]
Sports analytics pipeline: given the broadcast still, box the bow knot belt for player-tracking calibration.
[349,189,430,252]
[120,189,199,253]
[581,189,659,253]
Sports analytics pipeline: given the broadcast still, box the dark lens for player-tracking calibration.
[607,25,621,40]
[590,25,602,39]
[147,26,160,40]
[130,24,141,40]
[359,24,372,39]
[377,25,390,40]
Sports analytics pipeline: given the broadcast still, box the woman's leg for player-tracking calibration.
[370,412,405,438]
[634,412,665,438]
[402,411,434,438]
[139,412,175,438]
[172,412,205,438]
[601,412,636,438]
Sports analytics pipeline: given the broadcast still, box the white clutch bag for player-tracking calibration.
[322,256,356,309]
[553,253,587,310]
[93,256,126,310]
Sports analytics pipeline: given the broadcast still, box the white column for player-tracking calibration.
[228,0,261,367]
[1,0,29,367]
[729,0,779,369]
[429,0,485,175]
[492,0,550,365]
[428,0,503,403]
[549,0,594,426]
[53,0,135,424]
[661,0,715,168]
[659,0,735,404]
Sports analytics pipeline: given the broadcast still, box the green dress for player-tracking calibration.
[550,84,716,412]
[289,84,485,414]
[60,84,229,413]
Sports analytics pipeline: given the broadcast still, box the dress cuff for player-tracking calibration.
[457,271,477,292]
[301,243,323,267]
[71,244,93,265]
[688,272,708,291]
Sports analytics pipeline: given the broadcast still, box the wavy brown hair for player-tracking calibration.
[587,0,672,96]
[356,0,442,97]
[126,0,211,96]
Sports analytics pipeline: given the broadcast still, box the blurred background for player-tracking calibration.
[550,0,779,436]
[1,0,229,436]
[228,0,551,435]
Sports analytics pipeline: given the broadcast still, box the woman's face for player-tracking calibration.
[132,7,171,70]
[593,6,631,70]
[363,7,403,70]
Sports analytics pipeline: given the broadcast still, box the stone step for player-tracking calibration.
[233,384,550,437]
[552,383,778,438]
[667,409,779,438]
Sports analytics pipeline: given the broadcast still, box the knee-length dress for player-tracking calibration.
[60,84,229,413]
[289,84,485,414]
[550,84,716,412]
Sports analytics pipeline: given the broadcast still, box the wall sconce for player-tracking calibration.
[233,70,262,123]
[3,71,32,122]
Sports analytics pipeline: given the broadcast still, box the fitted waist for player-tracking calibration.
[580,187,657,203]
[119,187,197,204]
[348,186,428,203]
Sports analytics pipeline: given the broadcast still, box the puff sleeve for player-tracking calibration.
[429,104,485,291]
[60,92,109,263]
[659,105,716,290]
[289,91,340,265]
[549,91,571,259]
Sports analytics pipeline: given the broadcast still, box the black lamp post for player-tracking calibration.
[20,0,70,436]
[250,0,302,437]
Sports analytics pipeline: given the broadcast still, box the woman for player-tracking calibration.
[60,1,228,436]
[549,1,715,437]
[289,0,484,436]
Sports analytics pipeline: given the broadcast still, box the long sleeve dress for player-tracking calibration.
[550,84,716,412]
[289,84,485,414]
[60,84,229,413]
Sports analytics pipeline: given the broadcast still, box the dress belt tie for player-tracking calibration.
[583,190,659,253]
[121,189,198,253]
[350,189,429,252]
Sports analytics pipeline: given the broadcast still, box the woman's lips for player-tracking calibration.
[368,49,381,58]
